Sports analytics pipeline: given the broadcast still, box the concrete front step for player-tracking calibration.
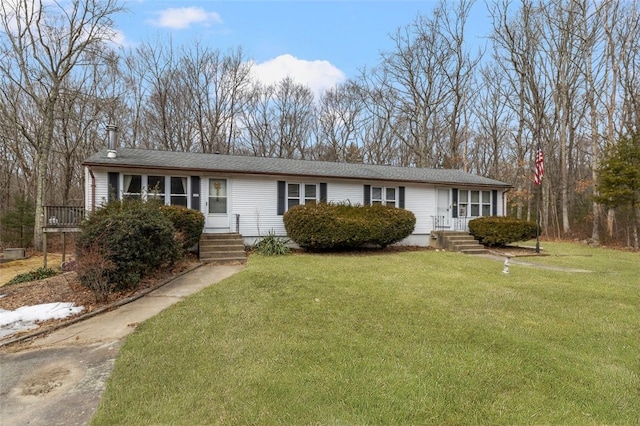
[199,233,246,264]
[432,230,487,254]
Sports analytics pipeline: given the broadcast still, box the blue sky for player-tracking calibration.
[114,1,492,95]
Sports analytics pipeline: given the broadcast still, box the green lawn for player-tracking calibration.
[91,242,639,425]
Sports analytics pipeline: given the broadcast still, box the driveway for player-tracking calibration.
[0,263,244,426]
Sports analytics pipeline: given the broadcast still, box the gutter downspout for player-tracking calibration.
[88,166,96,213]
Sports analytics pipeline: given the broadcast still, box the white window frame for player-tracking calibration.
[371,186,397,207]
[119,174,191,208]
[287,182,319,210]
[458,189,492,217]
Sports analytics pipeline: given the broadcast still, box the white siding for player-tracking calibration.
[327,181,364,205]
[405,184,437,235]
[229,177,283,237]
[85,168,109,211]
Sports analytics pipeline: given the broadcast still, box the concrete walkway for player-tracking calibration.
[476,252,592,273]
[0,263,244,426]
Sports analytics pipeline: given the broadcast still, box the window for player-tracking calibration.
[119,174,190,207]
[304,184,317,205]
[471,190,480,216]
[171,177,188,207]
[287,183,318,209]
[209,179,227,213]
[370,186,397,207]
[278,181,326,215]
[458,190,492,217]
[482,191,491,216]
[147,176,165,203]
[458,190,468,217]
[123,174,142,199]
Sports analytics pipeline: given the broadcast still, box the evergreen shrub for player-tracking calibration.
[158,205,205,251]
[283,203,415,251]
[468,216,538,246]
[77,200,180,289]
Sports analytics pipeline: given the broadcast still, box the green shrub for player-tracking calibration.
[77,200,180,289]
[468,216,538,246]
[6,267,59,285]
[158,205,204,252]
[253,231,291,255]
[284,203,416,251]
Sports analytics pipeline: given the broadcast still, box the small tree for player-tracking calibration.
[0,195,35,247]
[596,134,640,250]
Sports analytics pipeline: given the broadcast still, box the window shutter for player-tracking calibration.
[451,188,458,218]
[108,172,119,202]
[492,190,498,216]
[399,186,405,209]
[190,176,200,210]
[277,181,286,215]
[364,185,371,205]
[320,183,327,203]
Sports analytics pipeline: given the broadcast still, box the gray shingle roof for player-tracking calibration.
[84,148,511,187]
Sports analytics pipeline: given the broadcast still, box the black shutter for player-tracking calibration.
[108,172,119,202]
[364,185,371,205]
[399,186,405,209]
[492,190,498,216]
[320,183,327,203]
[277,181,286,215]
[451,188,458,218]
[191,176,200,210]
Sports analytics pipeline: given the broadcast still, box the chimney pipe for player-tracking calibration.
[106,124,118,158]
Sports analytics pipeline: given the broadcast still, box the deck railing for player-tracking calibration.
[44,205,85,228]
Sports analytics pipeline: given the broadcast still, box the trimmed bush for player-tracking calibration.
[284,203,416,251]
[158,205,204,252]
[468,216,538,246]
[77,200,180,289]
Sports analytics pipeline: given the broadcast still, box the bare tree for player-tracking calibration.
[0,0,123,249]
[314,81,364,162]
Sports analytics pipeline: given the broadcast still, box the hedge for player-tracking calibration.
[283,202,415,251]
[468,216,538,246]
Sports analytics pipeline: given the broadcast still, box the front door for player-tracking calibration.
[436,188,451,228]
[206,178,230,231]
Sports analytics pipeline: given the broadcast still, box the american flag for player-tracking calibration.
[534,144,544,185]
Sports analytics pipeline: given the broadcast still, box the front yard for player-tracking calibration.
[92,243,639,425]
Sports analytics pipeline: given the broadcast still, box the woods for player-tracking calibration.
[1,0,639,249]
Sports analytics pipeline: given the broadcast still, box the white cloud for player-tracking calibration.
[251,54,346,98]
[147,7,222,30]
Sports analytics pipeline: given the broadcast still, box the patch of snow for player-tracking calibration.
[0,303,84,339]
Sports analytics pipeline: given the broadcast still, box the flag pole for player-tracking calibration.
[534,142,544,254]
[535,180,541,253]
